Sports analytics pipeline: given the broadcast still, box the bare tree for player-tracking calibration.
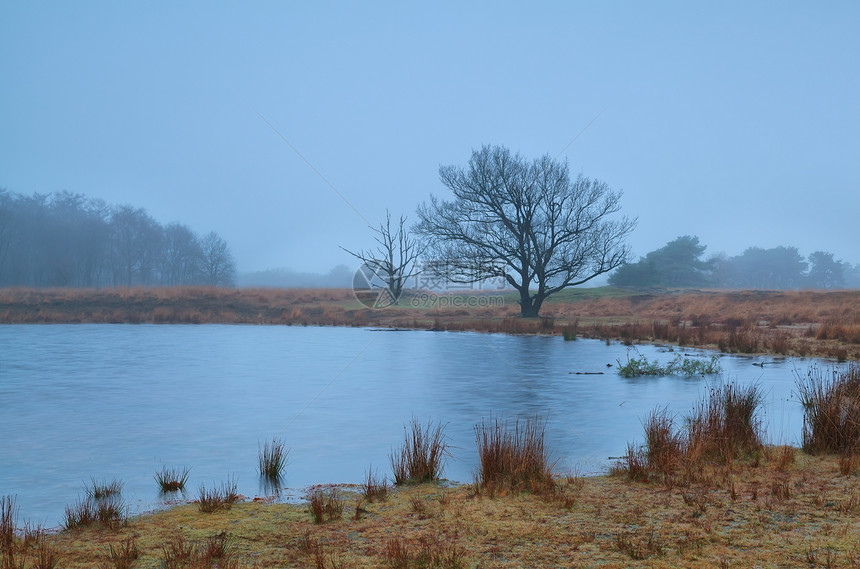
[416,145,635,317]
[342,210,425,304]
[200,231,237,287]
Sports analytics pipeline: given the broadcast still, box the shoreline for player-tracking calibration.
[1,286,858,360]
[19,449,860,568]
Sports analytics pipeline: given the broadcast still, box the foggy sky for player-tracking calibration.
[2,2,858,274]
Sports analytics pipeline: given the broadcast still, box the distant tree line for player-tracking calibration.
[609,235,860,290]
[0,189,236,288]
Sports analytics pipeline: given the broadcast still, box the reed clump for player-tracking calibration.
[1,495,58,569]
[257,437,288,480]
[362,467,390,503]
[197,477,240,513]
[617,382,764,482]
[390,419,450,484]
[160,533,236,569]
[796,364,860,455]
[474,415,555,495]
[307,489,345,524]
[154,466,191,493]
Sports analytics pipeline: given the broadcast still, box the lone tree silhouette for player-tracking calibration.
[417,145,635,317]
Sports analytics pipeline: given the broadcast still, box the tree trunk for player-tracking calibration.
[518,290,545,318]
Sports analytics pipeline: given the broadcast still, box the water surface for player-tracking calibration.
[0,324,833,527]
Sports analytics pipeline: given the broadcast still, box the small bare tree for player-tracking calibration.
[342,210,425,304]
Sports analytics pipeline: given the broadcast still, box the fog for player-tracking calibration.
[2,3,858,275]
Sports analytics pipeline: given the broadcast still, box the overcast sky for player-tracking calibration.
[2,2,858,274]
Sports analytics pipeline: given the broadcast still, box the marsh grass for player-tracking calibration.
[390,419,450,484]
[687,383,764,463]
[797,364,860,454]
[63,496,126,530]
[257,437,288,480]
[561,320,578,341]
[382,535,468,569]
[160,533,236,569]
[308,489,344,524]
[1,496,14,567]
[101,537,139,569]
[474,415,555,495]
[616,354,721,377]
[618,383,764,482]
[84,478,123,500]
[154,466,190,493]
[362,467,390,503]
[642,407,685,476]
[197,477,240,513]
[2,495,60,569]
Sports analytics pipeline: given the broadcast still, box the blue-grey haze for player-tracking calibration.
[1,2,858,274]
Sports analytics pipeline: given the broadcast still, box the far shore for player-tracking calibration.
[1,286,858,360]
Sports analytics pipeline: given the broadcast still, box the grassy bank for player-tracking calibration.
[6,365,860,567]
[6,365,860,569]
[18,455,860,568]
[1,286,859,359]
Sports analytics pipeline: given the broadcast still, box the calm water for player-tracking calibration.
[0,324,836,527]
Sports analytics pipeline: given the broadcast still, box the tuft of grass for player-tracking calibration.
[1,495,15,563]
[197,477,240,513]
[160,532,236,569]
[642,407,685,476]
[62,498,96,530]
[687,383,764,463]
[617,384,765,482]
[307,489,345,524]
[474,415,555,495]
[155,466,191,493]
[362,466,390,503]
[796,364,860,455]
[101,537,139,569]
[65,478,128,530]
[258,437,289,480]
[615,528,664,560]
[390,419,450,484]
[382,535,467,569]
[84,478,123,500]
[562,320,578,341]
[2,496,60,569]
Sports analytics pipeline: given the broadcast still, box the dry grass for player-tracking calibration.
[196,477,240,513]
[617,383,764,486]
[474,416,555,495]
[2,495,60,569]
[797,364,860,454]
[390,419,450,484]
[28,452,860,568]
[2,287,858,359]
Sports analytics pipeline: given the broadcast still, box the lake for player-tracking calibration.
[0,324,838,528]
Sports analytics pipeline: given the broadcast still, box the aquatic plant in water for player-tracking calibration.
[617,354,721,378]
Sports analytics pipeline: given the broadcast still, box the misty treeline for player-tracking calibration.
[0,189,236,288]
[609,235,860,290]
